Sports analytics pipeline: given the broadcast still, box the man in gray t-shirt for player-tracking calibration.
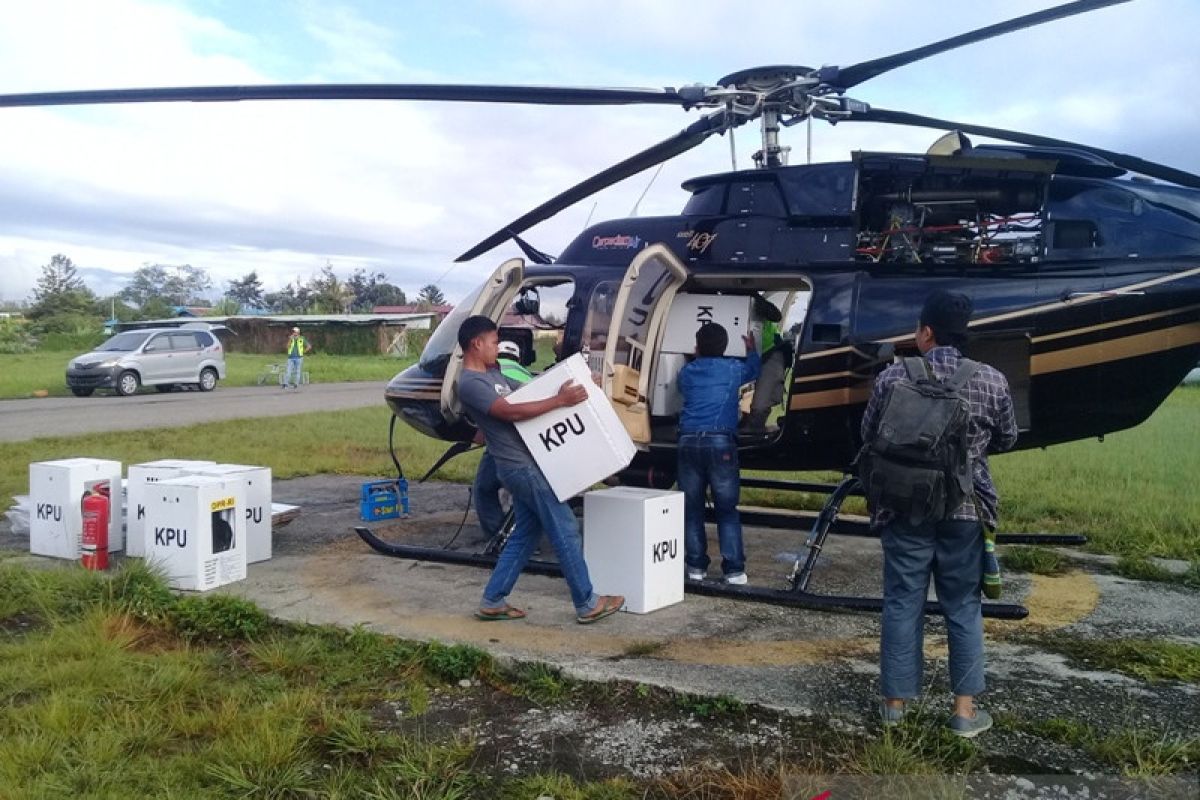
[455,314,623,625]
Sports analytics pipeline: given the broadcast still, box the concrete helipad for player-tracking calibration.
[205,476,1199,738]
[2,473,1196,773]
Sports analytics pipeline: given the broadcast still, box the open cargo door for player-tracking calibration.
[601,245,689,445]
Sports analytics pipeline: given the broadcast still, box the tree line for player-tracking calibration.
[8,254,447,336]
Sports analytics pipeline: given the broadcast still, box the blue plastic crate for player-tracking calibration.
[359,479,409,521]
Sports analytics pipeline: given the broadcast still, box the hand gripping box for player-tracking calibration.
[509,353,637,501]
[583,486,685,614]
[182,464,272,564]
[143,475,247,591]
[126,460,216,557]
[29,458,124,559]
[661,293,761,357]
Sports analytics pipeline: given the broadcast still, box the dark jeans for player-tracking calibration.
[472,451,505,538]
[677,432,745,575]
[880,518,985,699]
[481,462,598,615]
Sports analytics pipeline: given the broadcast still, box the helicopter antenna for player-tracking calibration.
[630,163,664,216]
[582,201,598,230]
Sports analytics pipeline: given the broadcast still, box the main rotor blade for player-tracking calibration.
[454,113,728,262]
[852,108,1200,190]
[0,83,686,109]
[828,0,1129,90]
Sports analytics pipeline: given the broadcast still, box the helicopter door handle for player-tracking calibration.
[1062,290,1145,301]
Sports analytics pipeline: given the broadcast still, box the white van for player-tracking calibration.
[66,325,227,397]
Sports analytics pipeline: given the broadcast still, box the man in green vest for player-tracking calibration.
[474,339,532,540]
[284,327,312,390]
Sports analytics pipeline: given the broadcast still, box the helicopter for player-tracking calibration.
[4,0,1198,617]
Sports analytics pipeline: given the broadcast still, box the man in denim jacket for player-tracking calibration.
[677,322,760,585]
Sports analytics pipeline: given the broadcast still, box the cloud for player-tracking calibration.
[0,0,1196,305]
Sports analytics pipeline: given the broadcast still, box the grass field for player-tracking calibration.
[1,385,1196,560]
[0,351,413,398]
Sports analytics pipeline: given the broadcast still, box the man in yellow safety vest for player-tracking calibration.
[284,327,312,389]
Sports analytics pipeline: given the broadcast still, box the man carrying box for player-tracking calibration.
[456,315,624,624]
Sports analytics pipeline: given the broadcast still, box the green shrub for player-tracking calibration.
[420,641,490,682]
[170,594,270,641]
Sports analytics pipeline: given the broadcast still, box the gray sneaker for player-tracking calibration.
[949,709,993,738]
[723,572,748,585]
[686,568,706,581]
[879,701,906,727]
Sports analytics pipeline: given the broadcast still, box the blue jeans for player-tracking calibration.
[284,357,304,387]
[482,462,598,615]
[677,432,745,575]
[880,518,985,699]
[472,451,505,538]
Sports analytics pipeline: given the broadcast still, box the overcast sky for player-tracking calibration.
[1,0,1196,306]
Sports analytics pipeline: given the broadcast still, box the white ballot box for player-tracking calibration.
[126,460,216,557]
[143,475,247,591]
[650,352,688,416]
[661,293,761,357]
[183,464,272,564]
[583,486,685,614]
[29,458,124,559]
[510,353,637,501]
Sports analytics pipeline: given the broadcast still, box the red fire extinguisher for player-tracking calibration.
[81,481,111,571]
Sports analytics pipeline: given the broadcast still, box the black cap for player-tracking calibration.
[919,290,972,343]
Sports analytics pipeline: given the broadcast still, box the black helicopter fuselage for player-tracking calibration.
[386,147,1200,475]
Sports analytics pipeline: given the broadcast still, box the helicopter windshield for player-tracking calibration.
[418,283,485,377]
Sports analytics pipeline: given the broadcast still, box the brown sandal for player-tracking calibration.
[475,605,526,621]
[576,595,624,624]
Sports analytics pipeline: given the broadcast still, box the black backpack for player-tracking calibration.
[858,357,979,525]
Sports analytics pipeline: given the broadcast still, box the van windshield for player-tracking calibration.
[96,331,152,352]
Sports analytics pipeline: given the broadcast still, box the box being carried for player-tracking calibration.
[29,458,124,559]
[509,353,637,501]
[661,293,762,357]
[144,475,247,591]
[583,486,685,614]
[127,460,217,558]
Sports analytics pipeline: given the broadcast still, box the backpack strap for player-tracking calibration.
[943,358,980,392]
[901,357,931,382]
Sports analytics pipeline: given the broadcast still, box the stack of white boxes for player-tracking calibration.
[182,463,272,564]
[28,458,124,559]
[126,460,216,557]
[143,474,247,591]
[509,353,638,501]
[583,486,685,614]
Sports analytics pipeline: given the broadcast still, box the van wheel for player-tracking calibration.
[198,368,218,392]
[116,371,140,396]
[71,387,94,397]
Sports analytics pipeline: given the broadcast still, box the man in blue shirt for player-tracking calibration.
[677,322,761,585]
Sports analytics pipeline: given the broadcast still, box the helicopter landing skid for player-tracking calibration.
[353,504,1028,620]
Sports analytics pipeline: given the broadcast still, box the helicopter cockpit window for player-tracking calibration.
[419,283,484,377]
[581,280,619,374]
[508,278,574,371]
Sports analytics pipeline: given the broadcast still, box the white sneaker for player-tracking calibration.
[723,572,748,585]
[686,568,706,581]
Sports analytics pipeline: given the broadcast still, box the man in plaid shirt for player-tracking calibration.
[861,290,1018,738]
